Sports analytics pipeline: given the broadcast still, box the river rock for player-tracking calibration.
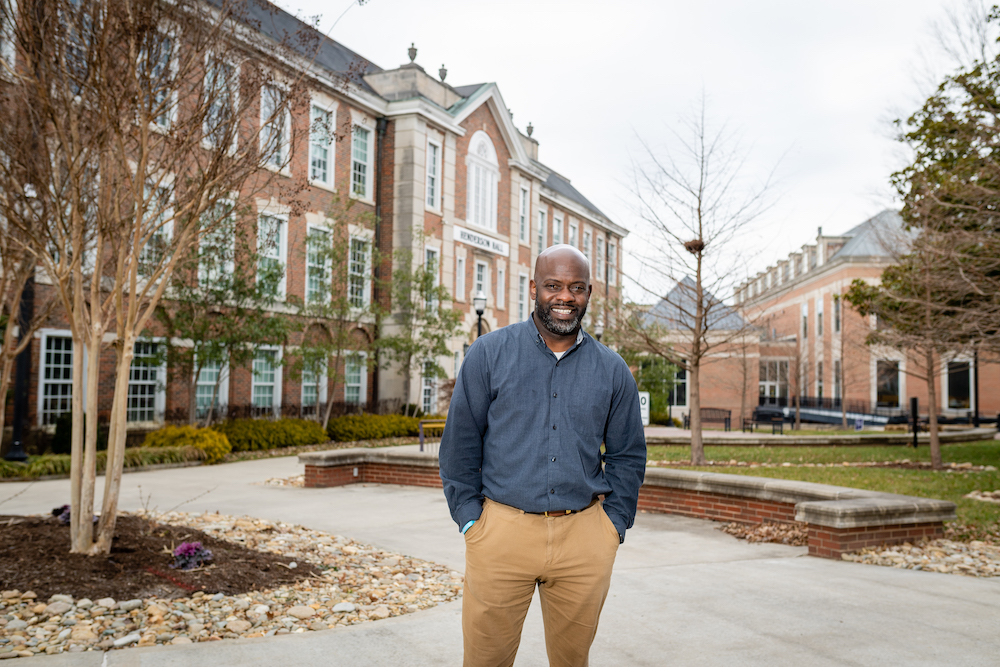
[118,599,142,612]
[113,633,140,647]
[332,602,355,613]
[95,598,115,610]
[226,620,251,633]
[286,606,315,620]
[44,602,72,616]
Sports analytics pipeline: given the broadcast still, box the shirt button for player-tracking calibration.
[553,392,557,398]
[549,489,555,494]
[552,425,556,430]
[551,457,556,462]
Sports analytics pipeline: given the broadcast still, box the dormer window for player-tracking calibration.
[465,130,499,231]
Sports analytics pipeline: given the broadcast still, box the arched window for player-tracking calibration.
[465,130,499,231]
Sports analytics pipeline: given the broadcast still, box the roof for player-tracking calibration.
[831,210,910,260]
[643,277,747,331]
[536,165,609,219]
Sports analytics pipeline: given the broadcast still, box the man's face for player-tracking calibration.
[531,252,592,336]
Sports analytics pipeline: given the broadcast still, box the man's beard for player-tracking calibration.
[536,301,587,336]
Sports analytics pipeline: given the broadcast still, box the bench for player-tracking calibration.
[418,419,446,452]
[683,408,731,431]
[742,417,784,435]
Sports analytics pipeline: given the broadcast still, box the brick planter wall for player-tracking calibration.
[304,462,442,489]
[637,486,797,525]
[807,522,945,559]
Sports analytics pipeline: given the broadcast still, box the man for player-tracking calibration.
[439,244,647,667]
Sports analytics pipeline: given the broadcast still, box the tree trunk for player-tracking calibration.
[689,361,705,464]
[925,348,942,469]
[71,326,102,553]
[841,313,848,429]
[92,334,135,555]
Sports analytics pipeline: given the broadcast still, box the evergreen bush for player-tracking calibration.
[212,418,327,452]
[143,425,232,464]
[326,413,421,442]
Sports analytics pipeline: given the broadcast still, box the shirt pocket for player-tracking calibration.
[567,380,612,439]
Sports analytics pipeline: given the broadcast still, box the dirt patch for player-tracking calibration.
[0,514,321,601]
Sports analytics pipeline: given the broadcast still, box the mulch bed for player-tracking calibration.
[0,514,321,601]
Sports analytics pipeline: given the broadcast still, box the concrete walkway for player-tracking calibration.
[2,456,999,666]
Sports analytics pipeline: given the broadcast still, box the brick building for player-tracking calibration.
[5,1,627,436]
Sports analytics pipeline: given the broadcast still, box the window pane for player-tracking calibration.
[41,337,73,426]
[948,362,971,409]
[127,342,159,422]
[352,128,369,197]
[876,361,899,408]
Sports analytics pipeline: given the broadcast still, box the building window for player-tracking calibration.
[306,227,331,304]
[569,222,578,248]
[196,358,227,419]
[668,366,687,407]
[465,130,499,231]
[782,264,789,282]
[198,200,234,287]
[497,264,505,310]
[834,359,842,400]
[583,230,591,264]
[141,32,175,128]
[352,126,372,199]
[257,214,286,298]
[426,139,441,208]
[948,361,971,409]
[345,353,366,404]
[424,247,439,311]
[422,361,436,415]
[518,273,528,321]
[834,295,841,333]
[456,256,466,302]
[348,237,371,308]
[474,261,487,298]
[301,365,326,415]
[203,56,236,149]
[817,300,824,337]
[140,183,172,277]
[758,360,789,405]
[252,348,280,414]
[596,237,605,282]
[876,360,899,408]
[608,242,617,286]
[817,361,824,399]
[260,84,289,169]
[40,335,73,426]
[127,341,162,423]
[801,303,808,339]
[519,187,529,243]
[553,214,562,245]
[309,104,333,185]
[537,210,546,254]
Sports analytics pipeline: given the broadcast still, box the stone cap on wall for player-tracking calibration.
[299,447,441,469]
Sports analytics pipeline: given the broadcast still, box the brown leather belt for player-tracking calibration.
[527,498,598,517]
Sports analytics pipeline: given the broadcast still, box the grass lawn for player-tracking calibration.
[647,440,1000,540]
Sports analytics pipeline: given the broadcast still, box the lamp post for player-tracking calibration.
[593,320,604,343]
[474,290,487,338]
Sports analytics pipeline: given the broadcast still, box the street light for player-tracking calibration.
[593,319,604,342]
[473,290,487,338]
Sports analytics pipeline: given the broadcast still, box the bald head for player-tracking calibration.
[534,244,590,281]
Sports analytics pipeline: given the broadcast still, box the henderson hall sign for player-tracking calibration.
[454,225,510,257]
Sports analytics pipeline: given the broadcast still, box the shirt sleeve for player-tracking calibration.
[438,340,491,531]
[601,356,647,539]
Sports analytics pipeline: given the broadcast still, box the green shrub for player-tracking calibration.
[327,413,421,442]
[649,411,672,426]
[143,425,232,464]
[0,447,204,480]
[212,418,327,452]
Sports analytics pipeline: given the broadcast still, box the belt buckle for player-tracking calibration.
[543,509,573,517]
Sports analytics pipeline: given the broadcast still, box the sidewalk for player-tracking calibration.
[3,455,999,666]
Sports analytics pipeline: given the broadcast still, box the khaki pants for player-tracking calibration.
[462,498,620,667]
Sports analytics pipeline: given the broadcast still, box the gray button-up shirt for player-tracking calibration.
[439,316,647,538]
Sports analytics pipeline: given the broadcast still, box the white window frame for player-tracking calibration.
[37,329,78,427]
[198,198,235,287]
[257,213,287,299]
[608,241,617,286]
[496,263,505,310]
[306,224,332,304]
[596,236,605,283]
[425,246,440,311]
[553,213,563,245]
[422,360,437,416]
[260,82,291,173]
[308,100,337,189]
[583,230,591,264]
[142,27,178,130]
[301,362,328,414]
[351,124,374,202]
[456,256,466,302]
[426,137,442,210]
[465,130,500,231]
[519,187,529,243]
[942,355,975,413]
[474,260,488,300]
[537,210,546,254]
[344,351,367,405]
[569,222,578,249]
[127,339,166,425]
[669,364,688,408]
[348,233,372,309]
[871,355,905,409]
[252,346,283,416]
[195,356,229,419]
[202,53,239,153]
[140,180,173,278]
[518,273,529,321]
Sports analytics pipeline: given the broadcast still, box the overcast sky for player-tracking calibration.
[284,0,964,301]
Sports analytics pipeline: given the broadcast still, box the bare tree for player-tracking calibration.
[618,99,776,464]
[0,0,310,554]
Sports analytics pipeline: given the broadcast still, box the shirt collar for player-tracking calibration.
[529,313,586,351]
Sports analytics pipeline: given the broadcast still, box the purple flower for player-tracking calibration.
[172,541,213,570]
